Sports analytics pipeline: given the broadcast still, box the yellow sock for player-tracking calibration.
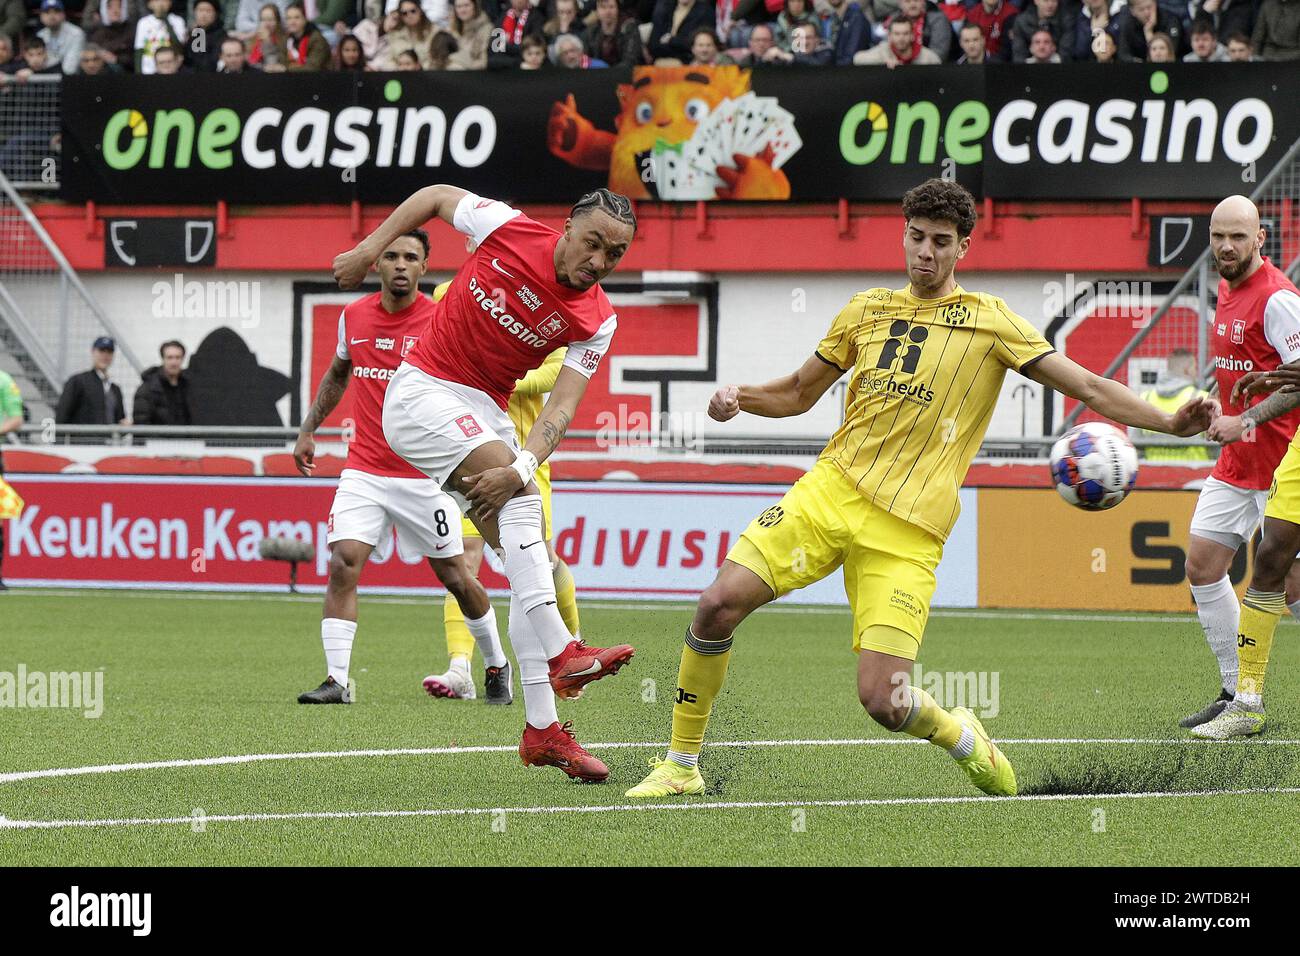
[442,594,476,663]
[668,627,733,761]
[1238,589,1285,703]
[553,558,580,636]
[898,686,963,751]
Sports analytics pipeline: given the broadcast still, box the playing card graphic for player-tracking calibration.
[547,66,801,201]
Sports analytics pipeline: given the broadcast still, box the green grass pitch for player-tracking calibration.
[1,589,1298,866]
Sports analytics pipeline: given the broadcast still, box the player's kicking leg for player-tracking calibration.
[424,550,511,703]
[299,539,371,704]
[1181,530,1248,728]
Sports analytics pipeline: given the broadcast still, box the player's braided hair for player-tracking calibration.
[902,179,977,238]
[570,189,637,233]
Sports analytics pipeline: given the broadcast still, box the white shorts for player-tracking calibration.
[1189,476,1267,550]
[327,468,464,560]
[383,363,518,506]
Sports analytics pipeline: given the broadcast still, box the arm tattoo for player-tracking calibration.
[538,410,571,457]
[302,363,349,432]
[1242,389,1300,428]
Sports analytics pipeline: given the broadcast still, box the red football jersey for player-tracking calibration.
[1211,258,1300,490]
[404,194,617,410]
[336,291,430,478]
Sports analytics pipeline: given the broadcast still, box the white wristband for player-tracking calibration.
[510,450,539,488]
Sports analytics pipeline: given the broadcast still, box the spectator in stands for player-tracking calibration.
[1025,24,1061,59]
[0,33,14,68]
[186,0,225,70]
[773,0,814,50]
[133,340,194,426]
[956,20,984,60]
[1185,16,1230,58]
[333,32,369,68]
[854,13,940,62]
[490,0,544,66]
[80,39,122,72]
[281,2,329,69]
[518,30,546,65]
[732,20,774,62]
[231,0,290,41]
[394,45,420,65]
[1,0,23,48]
[762,18,832,59]
[384,0,452,29]
[583,0,641,66]
[1012,0,1070,62]
[1068,0,1117,60]
[650,0,713,62]
[716,0,768,49]
[380,0,438,67]
[1093,24,1117,59]
[1,33,62,76]
[892,0,951,61]
[134,0,184,73]
[56,337,127,427]
[817,0,872,64]
[1146,28,1175,59]
[1193,0,1256,46]
[352,0,390,61]
[687,25,734,61]
[247,2,287,69]
[428,28,458,66]
[38,0,86,73]
[554,28,606,63]
[218,33,255,69]
[1135,348,1209,461]
[1226,29,1253,57]
[447,0,491,68]
[311,0,352,46]
[1253,0,1300,59]
[88,0,136,70]
[545,0,583,44]
[963,0,1016,62]
[153,38,182,68]
[1116,0,1184,61]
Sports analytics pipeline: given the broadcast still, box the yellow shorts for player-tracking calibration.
[1265,440,1300,525]
[726,460,943,661]
[462,461,553,540]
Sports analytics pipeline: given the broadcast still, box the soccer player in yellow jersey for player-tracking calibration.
[627,179,1214,798]
[422,281,584,702]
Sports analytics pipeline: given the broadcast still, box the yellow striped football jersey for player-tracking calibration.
[816,284,1053,540]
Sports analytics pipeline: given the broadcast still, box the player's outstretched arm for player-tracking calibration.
[1024,352,1212,437]
[295,355,352,476]
[712,354,844,421]
[332,184,471,290]
[463,366,589,520]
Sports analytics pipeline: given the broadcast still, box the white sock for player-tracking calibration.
[667,750,698,769]
[510,595,558,730]
[946,725,976,760]
[449,655,471,675]
[1190,577,1239,693]
[465,608,508,668]
[498,495,571,660]
[322,618,357,687]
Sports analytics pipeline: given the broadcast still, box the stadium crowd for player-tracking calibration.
[0,0,1296,74]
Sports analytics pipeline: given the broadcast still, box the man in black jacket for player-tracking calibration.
[133,339,193,425]
[55,336,128,426]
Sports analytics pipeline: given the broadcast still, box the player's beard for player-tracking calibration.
[1214,252,1251,282]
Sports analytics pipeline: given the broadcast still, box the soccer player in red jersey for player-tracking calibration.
[1171,196,1300,731]
[296,230,511,707]
[332,186,637,783]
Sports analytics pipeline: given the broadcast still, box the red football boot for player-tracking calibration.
[518,721,609,782]
[548,639,634,699]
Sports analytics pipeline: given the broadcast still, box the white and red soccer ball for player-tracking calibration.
[1049,422,1139,510]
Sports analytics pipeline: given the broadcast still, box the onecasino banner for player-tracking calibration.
[3,475,977,607]
[60,64,1295,204]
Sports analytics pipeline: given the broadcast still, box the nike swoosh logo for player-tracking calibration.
[435,543,449,551]
[570,660,602,677]
[351,338,369,345]
[520,541,543,550]
[490,258,516,278]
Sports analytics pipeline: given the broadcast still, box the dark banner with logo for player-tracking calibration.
[60,64,1298,205]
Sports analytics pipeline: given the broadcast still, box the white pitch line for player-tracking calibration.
[2,588,1218,624]
[4,786,1299,832]
[3,737,1299,786]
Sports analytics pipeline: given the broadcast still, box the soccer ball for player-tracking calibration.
[1049,422,1139,510]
